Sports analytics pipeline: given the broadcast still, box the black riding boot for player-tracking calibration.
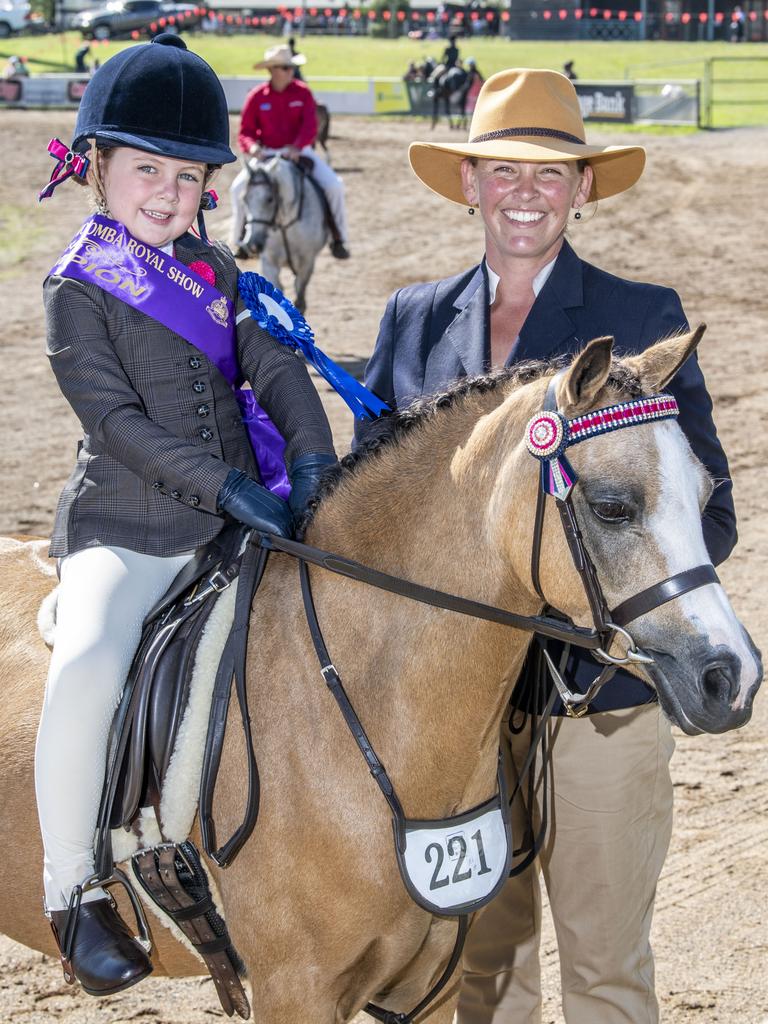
[49,897,153,996]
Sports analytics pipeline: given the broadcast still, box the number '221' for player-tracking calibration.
[425,829,492,890]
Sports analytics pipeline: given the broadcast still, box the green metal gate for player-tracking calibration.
[702,57,768,128]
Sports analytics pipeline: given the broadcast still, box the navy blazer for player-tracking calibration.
[359,241,736,712]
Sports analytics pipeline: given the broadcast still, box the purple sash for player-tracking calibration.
[50,215,290,497]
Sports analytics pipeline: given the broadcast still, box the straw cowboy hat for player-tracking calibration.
[254,44,306,69]
[409,67,645,205]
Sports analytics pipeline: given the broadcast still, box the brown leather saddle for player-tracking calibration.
[88,524,267,1020]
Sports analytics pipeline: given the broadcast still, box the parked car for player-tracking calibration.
[76,0,200,40]
[0,0,32,38]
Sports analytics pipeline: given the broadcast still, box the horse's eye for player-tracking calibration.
[590,500,629,524]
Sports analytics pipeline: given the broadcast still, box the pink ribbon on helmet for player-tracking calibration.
[38,138,91,202]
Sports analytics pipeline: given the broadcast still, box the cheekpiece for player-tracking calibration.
[526,393,679,501]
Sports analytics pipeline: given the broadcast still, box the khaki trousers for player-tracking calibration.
[457,703,675,1024]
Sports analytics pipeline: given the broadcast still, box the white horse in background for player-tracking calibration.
[241,154,328,313]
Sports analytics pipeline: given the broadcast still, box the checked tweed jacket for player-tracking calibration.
[45,231,335,558]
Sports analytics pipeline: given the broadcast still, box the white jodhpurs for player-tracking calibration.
[35,545,194,911]
[229,148,348,248]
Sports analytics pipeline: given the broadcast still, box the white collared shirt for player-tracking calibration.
[486,257,557,306]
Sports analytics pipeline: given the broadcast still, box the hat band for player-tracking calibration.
[469,126,585,146]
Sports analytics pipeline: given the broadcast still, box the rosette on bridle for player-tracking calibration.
[525,411,575,500]
[525,394,680,500]
[238,273,391,420]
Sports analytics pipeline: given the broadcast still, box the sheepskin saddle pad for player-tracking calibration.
[106,523,250,845]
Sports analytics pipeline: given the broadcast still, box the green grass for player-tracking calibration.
[3,32,767,127]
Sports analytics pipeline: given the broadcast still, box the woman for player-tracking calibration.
[359,68,735,1024]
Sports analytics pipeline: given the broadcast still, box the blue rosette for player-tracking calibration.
[238,272,391,420]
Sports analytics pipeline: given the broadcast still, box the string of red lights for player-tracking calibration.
[123,3,765,36]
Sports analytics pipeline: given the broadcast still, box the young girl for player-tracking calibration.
[36,34,336,996]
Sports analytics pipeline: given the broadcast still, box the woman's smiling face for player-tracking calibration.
[99,147,207,247]
[460,157,593,267]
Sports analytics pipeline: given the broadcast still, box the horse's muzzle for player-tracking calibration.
[645,631,763,735]
[244,225,266,256]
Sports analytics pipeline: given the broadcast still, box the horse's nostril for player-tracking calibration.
[701,658,740,706]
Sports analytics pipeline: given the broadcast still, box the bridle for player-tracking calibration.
[243,157,306,275]
[526,372,718,710]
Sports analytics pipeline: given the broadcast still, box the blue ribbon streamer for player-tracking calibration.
[239,272,391,420]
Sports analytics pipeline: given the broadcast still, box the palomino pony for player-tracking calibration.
[241,153,328,313]
[0,332,761,1021]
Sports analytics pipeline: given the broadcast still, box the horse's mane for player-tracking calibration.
[303,356,642,531]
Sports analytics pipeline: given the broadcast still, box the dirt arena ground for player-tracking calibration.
[1,110,766,1023]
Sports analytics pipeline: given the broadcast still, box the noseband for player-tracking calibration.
[526,372,718,710]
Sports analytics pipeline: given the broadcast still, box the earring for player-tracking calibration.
[574,209,582,220]
[468,206,475,216]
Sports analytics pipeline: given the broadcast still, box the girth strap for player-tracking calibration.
[132,842,250,1019]
[610,563,719,627]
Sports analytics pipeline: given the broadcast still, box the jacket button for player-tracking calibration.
[193,380,206,393]
[151,481,163,490]
[197,404,210,417]
[200,428,213,441]
[189,495,200,507]
[189,357,202,369]
[171,490,182,500]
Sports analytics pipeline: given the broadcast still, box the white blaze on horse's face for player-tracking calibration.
[570,416,762,736]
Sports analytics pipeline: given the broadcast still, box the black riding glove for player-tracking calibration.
[288,452,338,527]
[217,469,293,537]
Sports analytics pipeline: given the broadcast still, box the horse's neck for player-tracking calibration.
[306,392,541,815]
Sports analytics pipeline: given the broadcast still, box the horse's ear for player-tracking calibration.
[559,336,614,413]
[624,325,706,392]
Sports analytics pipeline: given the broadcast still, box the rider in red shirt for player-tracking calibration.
[230,45,350,260]
[238,76,317,156]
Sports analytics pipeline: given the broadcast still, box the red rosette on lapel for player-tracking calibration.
[189,260,216,287]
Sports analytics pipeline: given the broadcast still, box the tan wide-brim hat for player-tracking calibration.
[409,68,645,205]
[254,44,306,69]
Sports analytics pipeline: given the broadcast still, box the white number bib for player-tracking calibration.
[393,781,512,916]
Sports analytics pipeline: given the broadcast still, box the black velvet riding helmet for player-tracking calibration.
[72,34,236,165]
